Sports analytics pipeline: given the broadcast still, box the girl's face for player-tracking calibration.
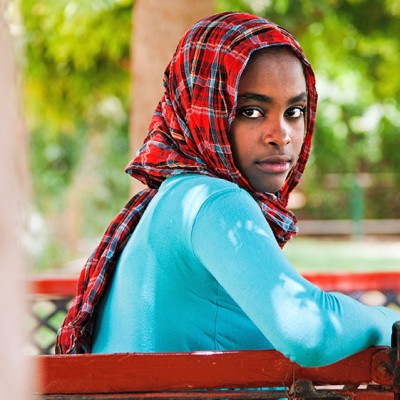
[230,48,307,194]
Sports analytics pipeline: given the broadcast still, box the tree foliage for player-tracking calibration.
[218,0,400,219]
[21,0,133,270]
[20,0,400,269]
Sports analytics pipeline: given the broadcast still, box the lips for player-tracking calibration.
[255,155,291,174]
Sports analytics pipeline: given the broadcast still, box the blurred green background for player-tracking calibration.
[15,0,400,273]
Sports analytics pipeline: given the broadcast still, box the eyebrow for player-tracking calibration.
[237,92,307,105]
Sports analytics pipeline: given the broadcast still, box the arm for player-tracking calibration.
[191,188,399,367]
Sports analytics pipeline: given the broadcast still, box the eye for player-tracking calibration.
[238,108,264,119]
[285,106,305,119]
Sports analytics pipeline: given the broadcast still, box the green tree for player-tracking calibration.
[21,0,400,270]
[21,0,133,270]
[218,0,400,219]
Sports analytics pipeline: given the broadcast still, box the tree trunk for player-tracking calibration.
[0,1,30,398]
[129,0,215,194]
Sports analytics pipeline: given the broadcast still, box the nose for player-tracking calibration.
[262,118,291,148]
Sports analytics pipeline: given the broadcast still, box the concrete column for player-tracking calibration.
[0,1,30,398]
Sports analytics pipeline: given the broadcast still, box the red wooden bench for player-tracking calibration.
[30,272,400,399]
[34,333,400,399]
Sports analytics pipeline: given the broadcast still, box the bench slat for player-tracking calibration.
[36,347,392,395]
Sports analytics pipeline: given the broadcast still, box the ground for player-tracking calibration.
[284,235,400,272]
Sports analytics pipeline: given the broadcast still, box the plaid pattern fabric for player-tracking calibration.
[56,11,317,354]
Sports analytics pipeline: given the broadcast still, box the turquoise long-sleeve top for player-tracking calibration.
[92,174,399,366]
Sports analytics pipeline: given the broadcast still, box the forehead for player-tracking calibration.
[238,47,306,93]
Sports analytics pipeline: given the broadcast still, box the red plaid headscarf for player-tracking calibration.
[56,11,317,354]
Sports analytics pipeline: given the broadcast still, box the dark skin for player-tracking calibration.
[230,47,307,194]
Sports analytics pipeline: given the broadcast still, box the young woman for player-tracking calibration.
[56,12,399,367]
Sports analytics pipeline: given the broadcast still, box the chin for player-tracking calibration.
[253,184,283,194]
[250,177,286,194]
[247,175,286,194]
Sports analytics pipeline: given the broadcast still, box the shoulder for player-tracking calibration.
[154,174,261,225]
[160,174,240,193]
[158,174,254,208]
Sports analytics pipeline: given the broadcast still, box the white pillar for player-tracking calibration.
[0,1,30,398]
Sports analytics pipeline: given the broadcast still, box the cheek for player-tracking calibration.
[292,125,306,158]
[231,136,246,169]
[229,125,241,166]
[229,121,245,153]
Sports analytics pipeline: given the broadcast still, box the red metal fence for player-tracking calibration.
[28,272,400,356]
